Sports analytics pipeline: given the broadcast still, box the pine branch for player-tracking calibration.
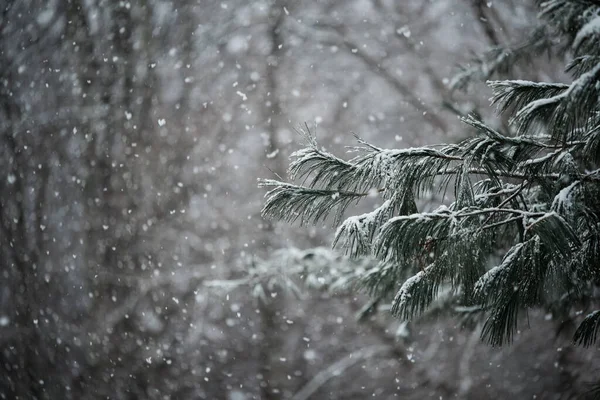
[391,262,446,320]
[551,181,581,223]
[566,55,600,77]
[582,124,600,165]
[482,181,527,223]
[374,206,453,263]
[488,80,569,116]
[289,128,463,196]
[517,149,577,182]
[288,137,365,191]
[539,0,600,52]
[359,262,402,298]
[333,199,394,258]
[573,310,600,347]
[574,229,600,283]
[510,63,600,143]
[381,145,463,197]
[572,15,600,59]
[481,292,521,346]
[256,0,600,348]
[374,205,539,269]
[474,239,542,345]
[259,179,369,226]
[525,211,581,259]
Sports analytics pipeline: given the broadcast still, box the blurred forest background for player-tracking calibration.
[1,0,599,399]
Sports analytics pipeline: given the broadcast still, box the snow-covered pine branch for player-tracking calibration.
[332,199,394,259]
[257,0,600,347]
[488,80,569,116]
[510,63,600,142]
[259,179,369,226]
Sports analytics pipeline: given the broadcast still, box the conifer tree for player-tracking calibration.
[259,0,600,346]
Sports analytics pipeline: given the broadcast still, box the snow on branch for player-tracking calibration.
[391,262,446,321]
[288,126,462,196]
[551,181,581,222]
[510,63,600,142]
[573,15,600,58]
[524,211,581,259]
[259,179,369,226]
[488,80,569,116]
[475,238,543,345]
[473,242,526,301]
[573,310,600,347]
[333,199,393,258]
[288,142,362,190]
[261,132,467,227]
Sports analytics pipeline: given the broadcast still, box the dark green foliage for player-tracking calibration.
[259,0,600,346]
[259,179,366,226]
[488,81,569,116]
[574,310,600,346]
[583,125,600,166]
[509,65,600,143]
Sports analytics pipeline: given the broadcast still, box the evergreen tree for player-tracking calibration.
[259,0,600,347]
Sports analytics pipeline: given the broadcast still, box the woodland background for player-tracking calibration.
[0,0,599,399]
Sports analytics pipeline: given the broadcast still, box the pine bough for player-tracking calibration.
[259,0,600,346]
